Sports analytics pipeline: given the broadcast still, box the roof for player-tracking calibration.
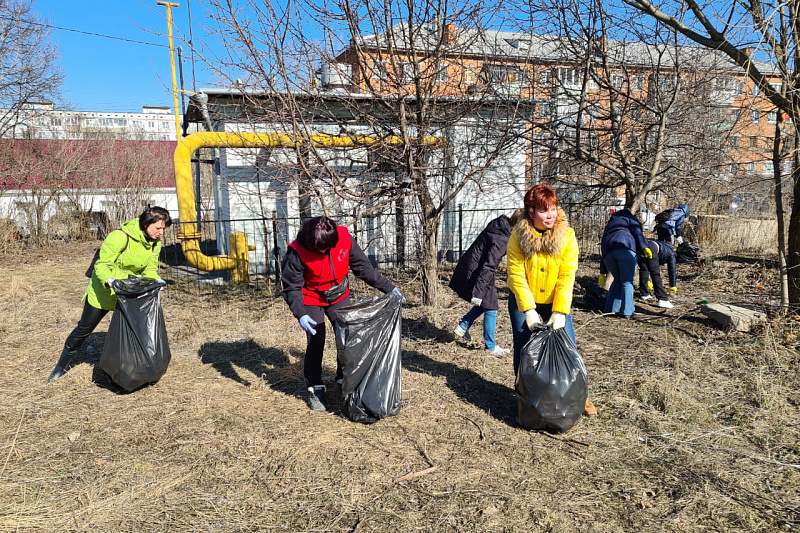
[360,23,775,74]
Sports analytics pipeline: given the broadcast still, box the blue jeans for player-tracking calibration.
[508,292,575,376]
[459,306,498,350]
[603,248,637,317]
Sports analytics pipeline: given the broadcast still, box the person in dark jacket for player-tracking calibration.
[599,208,651,318]
[638,239,678,309]
[449,212,519,355]
[655,203,690,245]
[282,216,403,411]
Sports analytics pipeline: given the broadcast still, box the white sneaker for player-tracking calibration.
[640,294,653,301]
[453,324,472,342]
[487,345,509,356]
[657,300,674,309]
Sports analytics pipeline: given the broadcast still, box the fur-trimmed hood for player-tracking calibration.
[513,207,569,257]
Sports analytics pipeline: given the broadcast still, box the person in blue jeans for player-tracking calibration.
[450,212,521,355]
[507,184,596,416]
[598,208,651,318]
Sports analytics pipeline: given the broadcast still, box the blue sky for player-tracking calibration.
[34,0,211,113]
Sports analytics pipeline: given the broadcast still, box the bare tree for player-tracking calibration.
[618,0,799,307]
[0,0,63,137]
[532,0,739,215]
[197,0,533,304]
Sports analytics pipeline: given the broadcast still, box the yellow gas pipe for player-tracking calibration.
[173,131,442,280]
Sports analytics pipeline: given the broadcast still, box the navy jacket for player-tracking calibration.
[599,209,649,275]
[640,239,677,287]
[448,215,511,311]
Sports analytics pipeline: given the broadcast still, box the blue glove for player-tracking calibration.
[298,315,317,335]
[392,287,406,302]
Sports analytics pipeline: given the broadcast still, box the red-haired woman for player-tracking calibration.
[282,216,403,411]
[506,184,596,416]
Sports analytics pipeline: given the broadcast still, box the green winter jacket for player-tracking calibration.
[83,219,163,310]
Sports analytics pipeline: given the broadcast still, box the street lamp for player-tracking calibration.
[156,1,181,141]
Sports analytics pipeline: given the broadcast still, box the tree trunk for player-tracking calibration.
[420,212,440,306]
[772,121,789,314]
[788,134,800,307]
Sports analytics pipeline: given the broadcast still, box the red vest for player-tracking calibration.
[288,226,351,306]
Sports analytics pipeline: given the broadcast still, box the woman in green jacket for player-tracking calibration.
[47,206,173,382]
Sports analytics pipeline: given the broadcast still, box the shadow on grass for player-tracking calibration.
[401,318,517,427]
[196,338,333,410]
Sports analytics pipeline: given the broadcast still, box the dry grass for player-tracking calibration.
[692,215,784,255]
[0,241,798,532]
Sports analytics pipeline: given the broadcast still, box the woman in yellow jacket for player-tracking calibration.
[507,184,596,415]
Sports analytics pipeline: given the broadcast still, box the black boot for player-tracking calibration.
[47,347,74,383]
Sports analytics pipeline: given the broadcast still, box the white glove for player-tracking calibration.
[676,236,684,245]
[524,309,542,331]
[106,277,116,287]
[546,312,566,330]
[470,297,482,306]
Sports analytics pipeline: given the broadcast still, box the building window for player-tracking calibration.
[753,84,761,96]
[519,69,531,87]
[485,64,510,84]
[435,63,448,83]
[749,136,759,148]
[730,135,739,147]
[399,62,414,83]
[763,161,774,175]
[611,74,624,90]
[462,66,476,84]
[770,82,782,94]
[538,102,552,119]
[539,70,551,87]
[588,72,598,89]
[557,67,581,88]
[730,109,740,122]
[767,110,777,123]
[372,61,387,80]
[751,110,760,123]
[746,161,756,173]
[632,75,644,92]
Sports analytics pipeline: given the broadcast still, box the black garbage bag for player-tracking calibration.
[676,241,700,264]
[99,277,171,392]
[578,279,607,311]
[334,291,403,424]
[516,326,588,433]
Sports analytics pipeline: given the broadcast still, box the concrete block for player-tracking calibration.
[700,303,767,332]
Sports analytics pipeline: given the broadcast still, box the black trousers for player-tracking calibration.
[64,302,109,354]
[303,295,351,387]
[638,256,668,301]
[656,228,672,243]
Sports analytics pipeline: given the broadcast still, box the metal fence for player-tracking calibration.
[158,203,612,292]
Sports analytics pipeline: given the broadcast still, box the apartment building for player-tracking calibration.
[328,23,790,194]
[0,101,180,141]
[0,102,182,239]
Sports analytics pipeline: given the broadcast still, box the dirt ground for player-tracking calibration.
[0,241,798,532]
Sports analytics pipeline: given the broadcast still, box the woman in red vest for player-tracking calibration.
[282,216,403,411]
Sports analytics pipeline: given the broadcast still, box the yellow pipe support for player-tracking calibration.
[229,232,257,283]
[174,131,443,273]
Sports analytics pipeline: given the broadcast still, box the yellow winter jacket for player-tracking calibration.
[507,208,579,315]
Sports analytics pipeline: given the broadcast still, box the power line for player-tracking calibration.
[0,14,168,48]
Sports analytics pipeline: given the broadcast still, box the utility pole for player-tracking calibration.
[157,1,181,141]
